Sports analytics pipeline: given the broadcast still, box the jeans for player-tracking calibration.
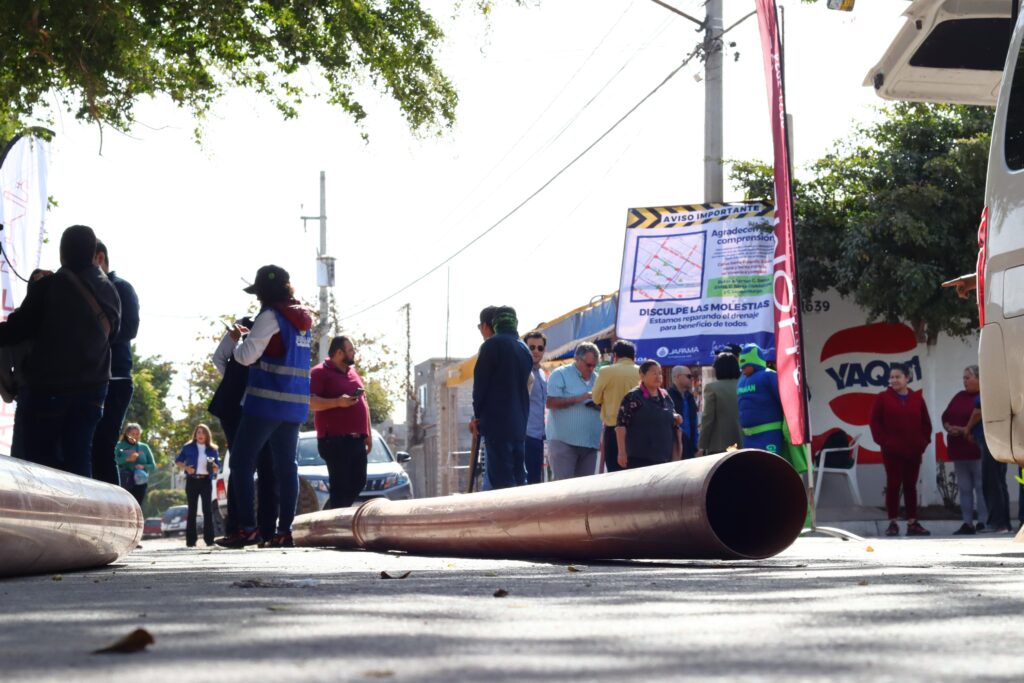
[525,436,545,484]
[220,412,278,539]
[603,426,621,473]
[15,384,107,477]
[954,459,987,525]
[318,436,368,508]
[90,379,134,485]
[882,454,922,520]
[483,436,526,489]
[1019,467,1024,524]
[185,477,215,545]
[981,438,1011,529]
[547,440,598,480]
[129,483,147,506]
[229,413,299,535]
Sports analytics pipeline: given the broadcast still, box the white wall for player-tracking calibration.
[802,292,999,509]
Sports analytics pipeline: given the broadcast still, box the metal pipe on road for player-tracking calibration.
[293,449,807,561]
[0,457,143,577]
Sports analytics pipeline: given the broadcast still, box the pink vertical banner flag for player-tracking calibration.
[755,0,807,445]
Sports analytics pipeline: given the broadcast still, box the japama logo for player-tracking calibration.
[656,346,699,359]
[820,322,919,427]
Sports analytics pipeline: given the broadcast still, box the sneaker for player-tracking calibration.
[906,521,931,536]
[976,522,986,533]
[214,529,261,548]
[885,521,899,537]
[267,533,294,548]
[953,523,976,536]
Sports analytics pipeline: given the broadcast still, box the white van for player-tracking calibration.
[866,0,1024,465]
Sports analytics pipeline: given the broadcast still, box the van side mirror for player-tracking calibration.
[396,451,412,463]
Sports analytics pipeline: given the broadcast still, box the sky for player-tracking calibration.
[31,0,909,417]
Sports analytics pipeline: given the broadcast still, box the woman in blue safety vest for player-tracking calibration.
[214,265,313,549]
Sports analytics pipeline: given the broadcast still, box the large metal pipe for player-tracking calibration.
[0,456,143,577]
[293,449,807,560]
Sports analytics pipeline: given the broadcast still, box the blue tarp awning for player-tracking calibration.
[541,293,618,360]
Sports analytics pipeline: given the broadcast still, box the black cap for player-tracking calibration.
[243,265,290,295]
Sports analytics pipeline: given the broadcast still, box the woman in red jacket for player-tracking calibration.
[869,363,933,537]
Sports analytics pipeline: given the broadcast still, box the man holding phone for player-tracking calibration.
[310,335,372,508]
[544,342,602,480]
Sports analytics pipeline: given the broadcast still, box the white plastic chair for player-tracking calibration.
[814,433,862,507]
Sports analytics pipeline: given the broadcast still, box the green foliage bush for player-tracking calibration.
[144,488,186,518]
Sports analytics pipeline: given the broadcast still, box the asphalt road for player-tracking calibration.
[3,534,1024,682]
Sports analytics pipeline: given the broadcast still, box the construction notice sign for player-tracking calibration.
[616,202,776,365]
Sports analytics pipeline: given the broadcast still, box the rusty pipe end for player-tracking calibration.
[704,449,808,559]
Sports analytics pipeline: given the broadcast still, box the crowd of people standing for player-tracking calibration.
[5,227,1021,545]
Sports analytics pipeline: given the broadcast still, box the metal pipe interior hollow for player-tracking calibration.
[704,450,808,559]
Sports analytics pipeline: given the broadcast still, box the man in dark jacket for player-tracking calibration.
[0,225,120,477]
[470,305,532,489]
[90,240,140,485]
[668,365,699,459]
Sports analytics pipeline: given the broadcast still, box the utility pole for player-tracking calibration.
[401,302,413,402]
[703,0,724,203]
[648,0,727,203]
[302,171,334,361]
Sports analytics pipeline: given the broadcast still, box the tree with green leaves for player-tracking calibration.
[1,0,464,144]
[126,348,175,465]
[731,102,991,344]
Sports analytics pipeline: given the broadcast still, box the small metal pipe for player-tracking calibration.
[0,457,143,577]
[294,449,807,561]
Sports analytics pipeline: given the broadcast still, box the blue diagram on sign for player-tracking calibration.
[629,232,707,303]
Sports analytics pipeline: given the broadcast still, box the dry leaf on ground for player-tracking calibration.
[92,628,155,654]
[567,565,580,573]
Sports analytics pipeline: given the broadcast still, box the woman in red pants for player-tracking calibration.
[869,363,933,537]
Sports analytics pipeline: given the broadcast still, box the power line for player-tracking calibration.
[342,4,642,318]
[344,46,703,320]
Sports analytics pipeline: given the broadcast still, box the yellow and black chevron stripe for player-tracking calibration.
[625,202,774,230]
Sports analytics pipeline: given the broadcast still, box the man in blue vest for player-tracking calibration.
[215,265,312,548]
[737,344,785,455]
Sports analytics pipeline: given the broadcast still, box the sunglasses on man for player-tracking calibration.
[528,344,545,351]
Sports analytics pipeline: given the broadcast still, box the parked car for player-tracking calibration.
[215,429,413,518]
[142,517,163,539]
[297,430,414,510]
[161,504,201,537]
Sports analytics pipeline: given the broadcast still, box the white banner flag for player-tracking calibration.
[0,134,51,455]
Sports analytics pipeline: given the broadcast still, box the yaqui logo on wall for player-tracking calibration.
[815,322,920,463]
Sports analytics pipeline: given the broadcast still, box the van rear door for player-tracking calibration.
[864,0,1014,106]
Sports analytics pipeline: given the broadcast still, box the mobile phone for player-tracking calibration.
[584,399,598,409]
[351,387,366,396]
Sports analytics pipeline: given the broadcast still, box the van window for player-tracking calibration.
[909,19,1011,71]
[1004,40,1024,170]
[910,19,1013,71]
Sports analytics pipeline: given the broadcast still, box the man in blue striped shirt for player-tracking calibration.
[545,342,603,480]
